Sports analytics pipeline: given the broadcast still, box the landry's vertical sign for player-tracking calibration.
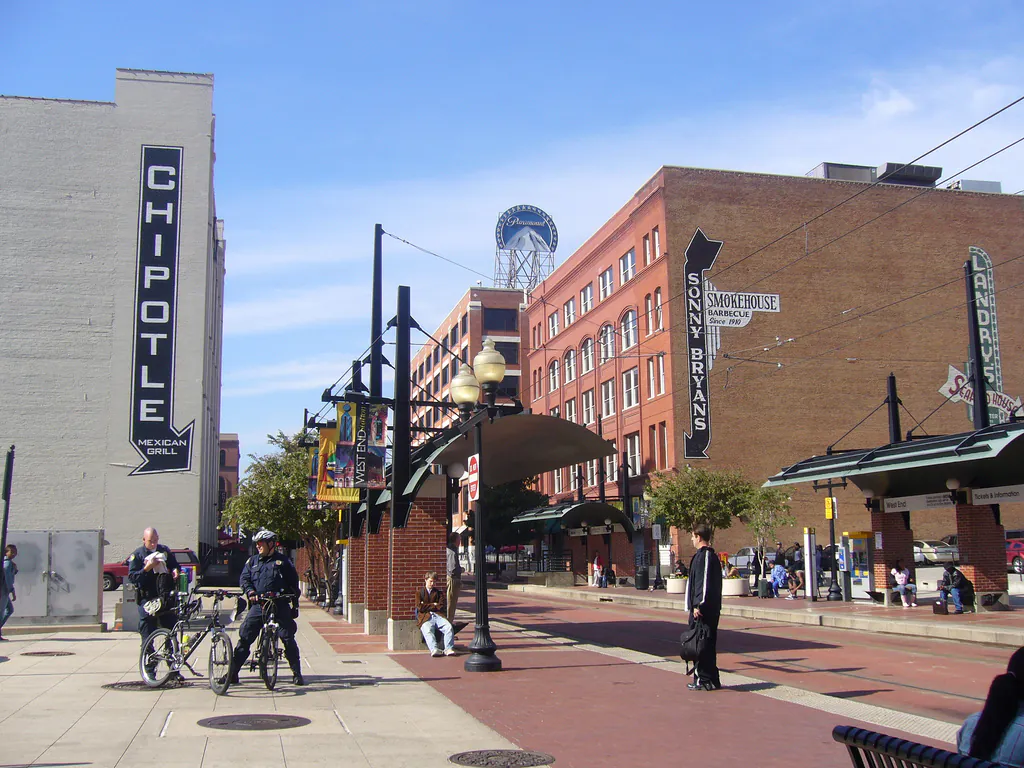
[683,229,723,459]
[129,146,194,475]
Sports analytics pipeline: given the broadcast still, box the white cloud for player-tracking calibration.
[224,283,370,335]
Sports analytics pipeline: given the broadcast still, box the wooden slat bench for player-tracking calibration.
[833,725,998,768]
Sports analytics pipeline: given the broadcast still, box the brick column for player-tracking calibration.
[346,525,365,625]
[955,504,1008,593]
[389,478,447,651]
[364,513,390,636]
[870,509,915,596]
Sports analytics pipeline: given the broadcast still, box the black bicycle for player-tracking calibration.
[247,592,295,691]
[139,589,241,695]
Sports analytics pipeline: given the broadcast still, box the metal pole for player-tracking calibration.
[886,373,902,443]
[827,508,842,601]
[390,285,412,528]
[465,418,501,672]
[965,260,990,430]
[370,224,383,398]
[0,446,13,596]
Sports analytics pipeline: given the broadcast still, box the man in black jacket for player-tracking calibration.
[938,562,973,614]
[127,527,180,644]
[685,523,723,691]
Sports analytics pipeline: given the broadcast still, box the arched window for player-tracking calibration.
[548,360,560,392]
[564,349,577,383]
[599,325,615,363]
[620,310,637,351]
[220,449,226,468]
[654,288,663,330]
[644,294,653,336]
[580,338,595,373]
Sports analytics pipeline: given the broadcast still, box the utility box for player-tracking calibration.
[122,583,139,633]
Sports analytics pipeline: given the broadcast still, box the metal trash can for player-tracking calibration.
[635,569,650,591]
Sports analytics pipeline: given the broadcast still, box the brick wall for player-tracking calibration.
[955,504,1008,592]
[870,509,916,588]
[366,514,390,612]
[348,528,365,605]
[567,532,636,581]
[390,498,448,621]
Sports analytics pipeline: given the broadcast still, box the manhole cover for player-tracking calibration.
[21,651,74,657]
[102,679,195,691]
[449,750,556,767]
[346,677,379,686]
[197,714,311,731]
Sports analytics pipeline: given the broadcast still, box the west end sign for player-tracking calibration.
[682,228,781,459]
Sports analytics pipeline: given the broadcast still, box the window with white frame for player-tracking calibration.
[569,464,579,491]
[564,297,576,327]
[654,288,663,330]
[581,338,594,373]
[619,248,636,283]
[652,226,660,259]
[564,349,576,383]
[548,310,559,339]
[585,458,597,487]
[605,444,618,483]
[580,283,593,314]
[622,367,639,409]
[599,324,615,363]
[659,421,668,470]
[548,360,560,392]
[644,294,653,336]
[533,368,542,400]
[649,424,660,470]
[620,310,637,351]
[647,357,657,398]
[625,432,641,476]
[643,234,651,266]
[552,467,563,494]
[581,389,595,425]
[549,405,560,419]
[657,353,665,394]
[564,398,576,424]
[600,379,616,417]
[599,267,614,300]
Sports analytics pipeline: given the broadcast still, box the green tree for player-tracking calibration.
[222,431,337,580]
[740,487,795,559]
[470,477,549,547]
[645,466,753,542]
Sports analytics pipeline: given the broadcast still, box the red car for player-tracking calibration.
[1008,540,1024,575]
[103,548,200,591]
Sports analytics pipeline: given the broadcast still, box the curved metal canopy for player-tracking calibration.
[434,413,615,487]
[511,501,636,541]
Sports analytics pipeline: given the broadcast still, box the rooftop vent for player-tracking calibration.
[875,162,942,187]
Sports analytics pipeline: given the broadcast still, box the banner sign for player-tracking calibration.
[705,290,780,328]
[969,247,1005,425]
[307,445,319,502]
[682,229,722,458]
[129,146,194,475]
[970,483,1024,504]
[938,364,1021,422]
[317,426,358,503]
[337,400,387,490]
[883,493,955,513]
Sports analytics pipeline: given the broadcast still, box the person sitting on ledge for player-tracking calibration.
[786,565,805,599]
[957,646,1024,767]
[891,560,918,608]
[769,561,788,598]
[938,562,973,614]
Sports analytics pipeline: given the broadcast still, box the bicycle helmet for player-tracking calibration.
[253,529,277,543]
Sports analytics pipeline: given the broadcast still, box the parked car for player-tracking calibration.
[1007,540,1024,575]
[726,547,776,572]
[913,539,958,564]
[102,547,200,591]
[941,534,958,547]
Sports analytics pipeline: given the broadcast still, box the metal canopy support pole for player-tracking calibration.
[886,373,902,444]
[465,416,501,672]
[390,286,412,528]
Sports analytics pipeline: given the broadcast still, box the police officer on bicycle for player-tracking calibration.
[230,529,305,686]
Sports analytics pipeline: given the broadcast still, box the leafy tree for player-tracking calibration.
[645,466,753,542]
[222,431,337,580]
[469,477,549,547]
[740,487,795,560]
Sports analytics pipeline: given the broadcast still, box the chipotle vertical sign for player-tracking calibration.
[128,146,194,475]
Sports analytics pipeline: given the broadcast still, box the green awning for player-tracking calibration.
[511,501,635,542]
[763,420,1024,498]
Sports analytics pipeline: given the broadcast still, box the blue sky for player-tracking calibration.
[4,1,1024,471]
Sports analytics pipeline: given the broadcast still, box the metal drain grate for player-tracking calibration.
[198,714,311,731]
[449,750,556,767]
[102,679,196,691]
[21,651,74,657]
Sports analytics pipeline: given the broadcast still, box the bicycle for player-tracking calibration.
[247,592,296,691]
[139,588,241,695]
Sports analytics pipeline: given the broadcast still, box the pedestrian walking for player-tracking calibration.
[685,523,722,691]
[0,545,17,640]
[446,533,462,623]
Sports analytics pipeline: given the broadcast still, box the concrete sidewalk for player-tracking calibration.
[0,605,515,768]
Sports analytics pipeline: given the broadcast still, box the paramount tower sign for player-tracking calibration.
[682,229,782,459]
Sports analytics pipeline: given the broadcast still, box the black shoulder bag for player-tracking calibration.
[679,620,710,675]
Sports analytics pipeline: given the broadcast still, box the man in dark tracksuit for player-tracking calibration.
[685,523,723,691]
[230,530,304,685]
[127,527,180,643]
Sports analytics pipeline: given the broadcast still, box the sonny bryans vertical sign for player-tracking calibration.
[129,146,194,475]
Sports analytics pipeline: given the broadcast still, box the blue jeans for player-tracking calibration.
[0,596,11,629]
[894,584,917,604]
[939,587,963,611]
[419,613,453,653]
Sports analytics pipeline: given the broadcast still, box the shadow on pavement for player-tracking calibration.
[825,688,894,699]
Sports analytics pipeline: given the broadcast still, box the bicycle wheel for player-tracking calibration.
[140,629,176,687]
[208,628,234,696]
[258,629,279,690]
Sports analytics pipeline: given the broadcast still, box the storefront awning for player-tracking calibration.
[511,501,635,542]
[763,420,1024,498]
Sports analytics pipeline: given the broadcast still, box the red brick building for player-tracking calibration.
[523,164,1024,576]
[218,433,240,513]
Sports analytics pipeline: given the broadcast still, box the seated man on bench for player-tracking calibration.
[890,560,918,608]
[937,562,974,614]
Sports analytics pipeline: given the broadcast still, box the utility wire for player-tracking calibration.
[383,230,492,281]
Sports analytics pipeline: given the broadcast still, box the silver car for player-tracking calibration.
[727,547,776,572]
[913,539,958,564]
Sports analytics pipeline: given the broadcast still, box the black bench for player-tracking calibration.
[833,725,998,768]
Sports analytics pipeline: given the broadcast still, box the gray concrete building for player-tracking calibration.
[0,69,225,561]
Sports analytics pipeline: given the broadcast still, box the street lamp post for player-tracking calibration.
[450,339,506,673]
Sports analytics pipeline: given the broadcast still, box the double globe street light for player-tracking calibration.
[449,339,506,673]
